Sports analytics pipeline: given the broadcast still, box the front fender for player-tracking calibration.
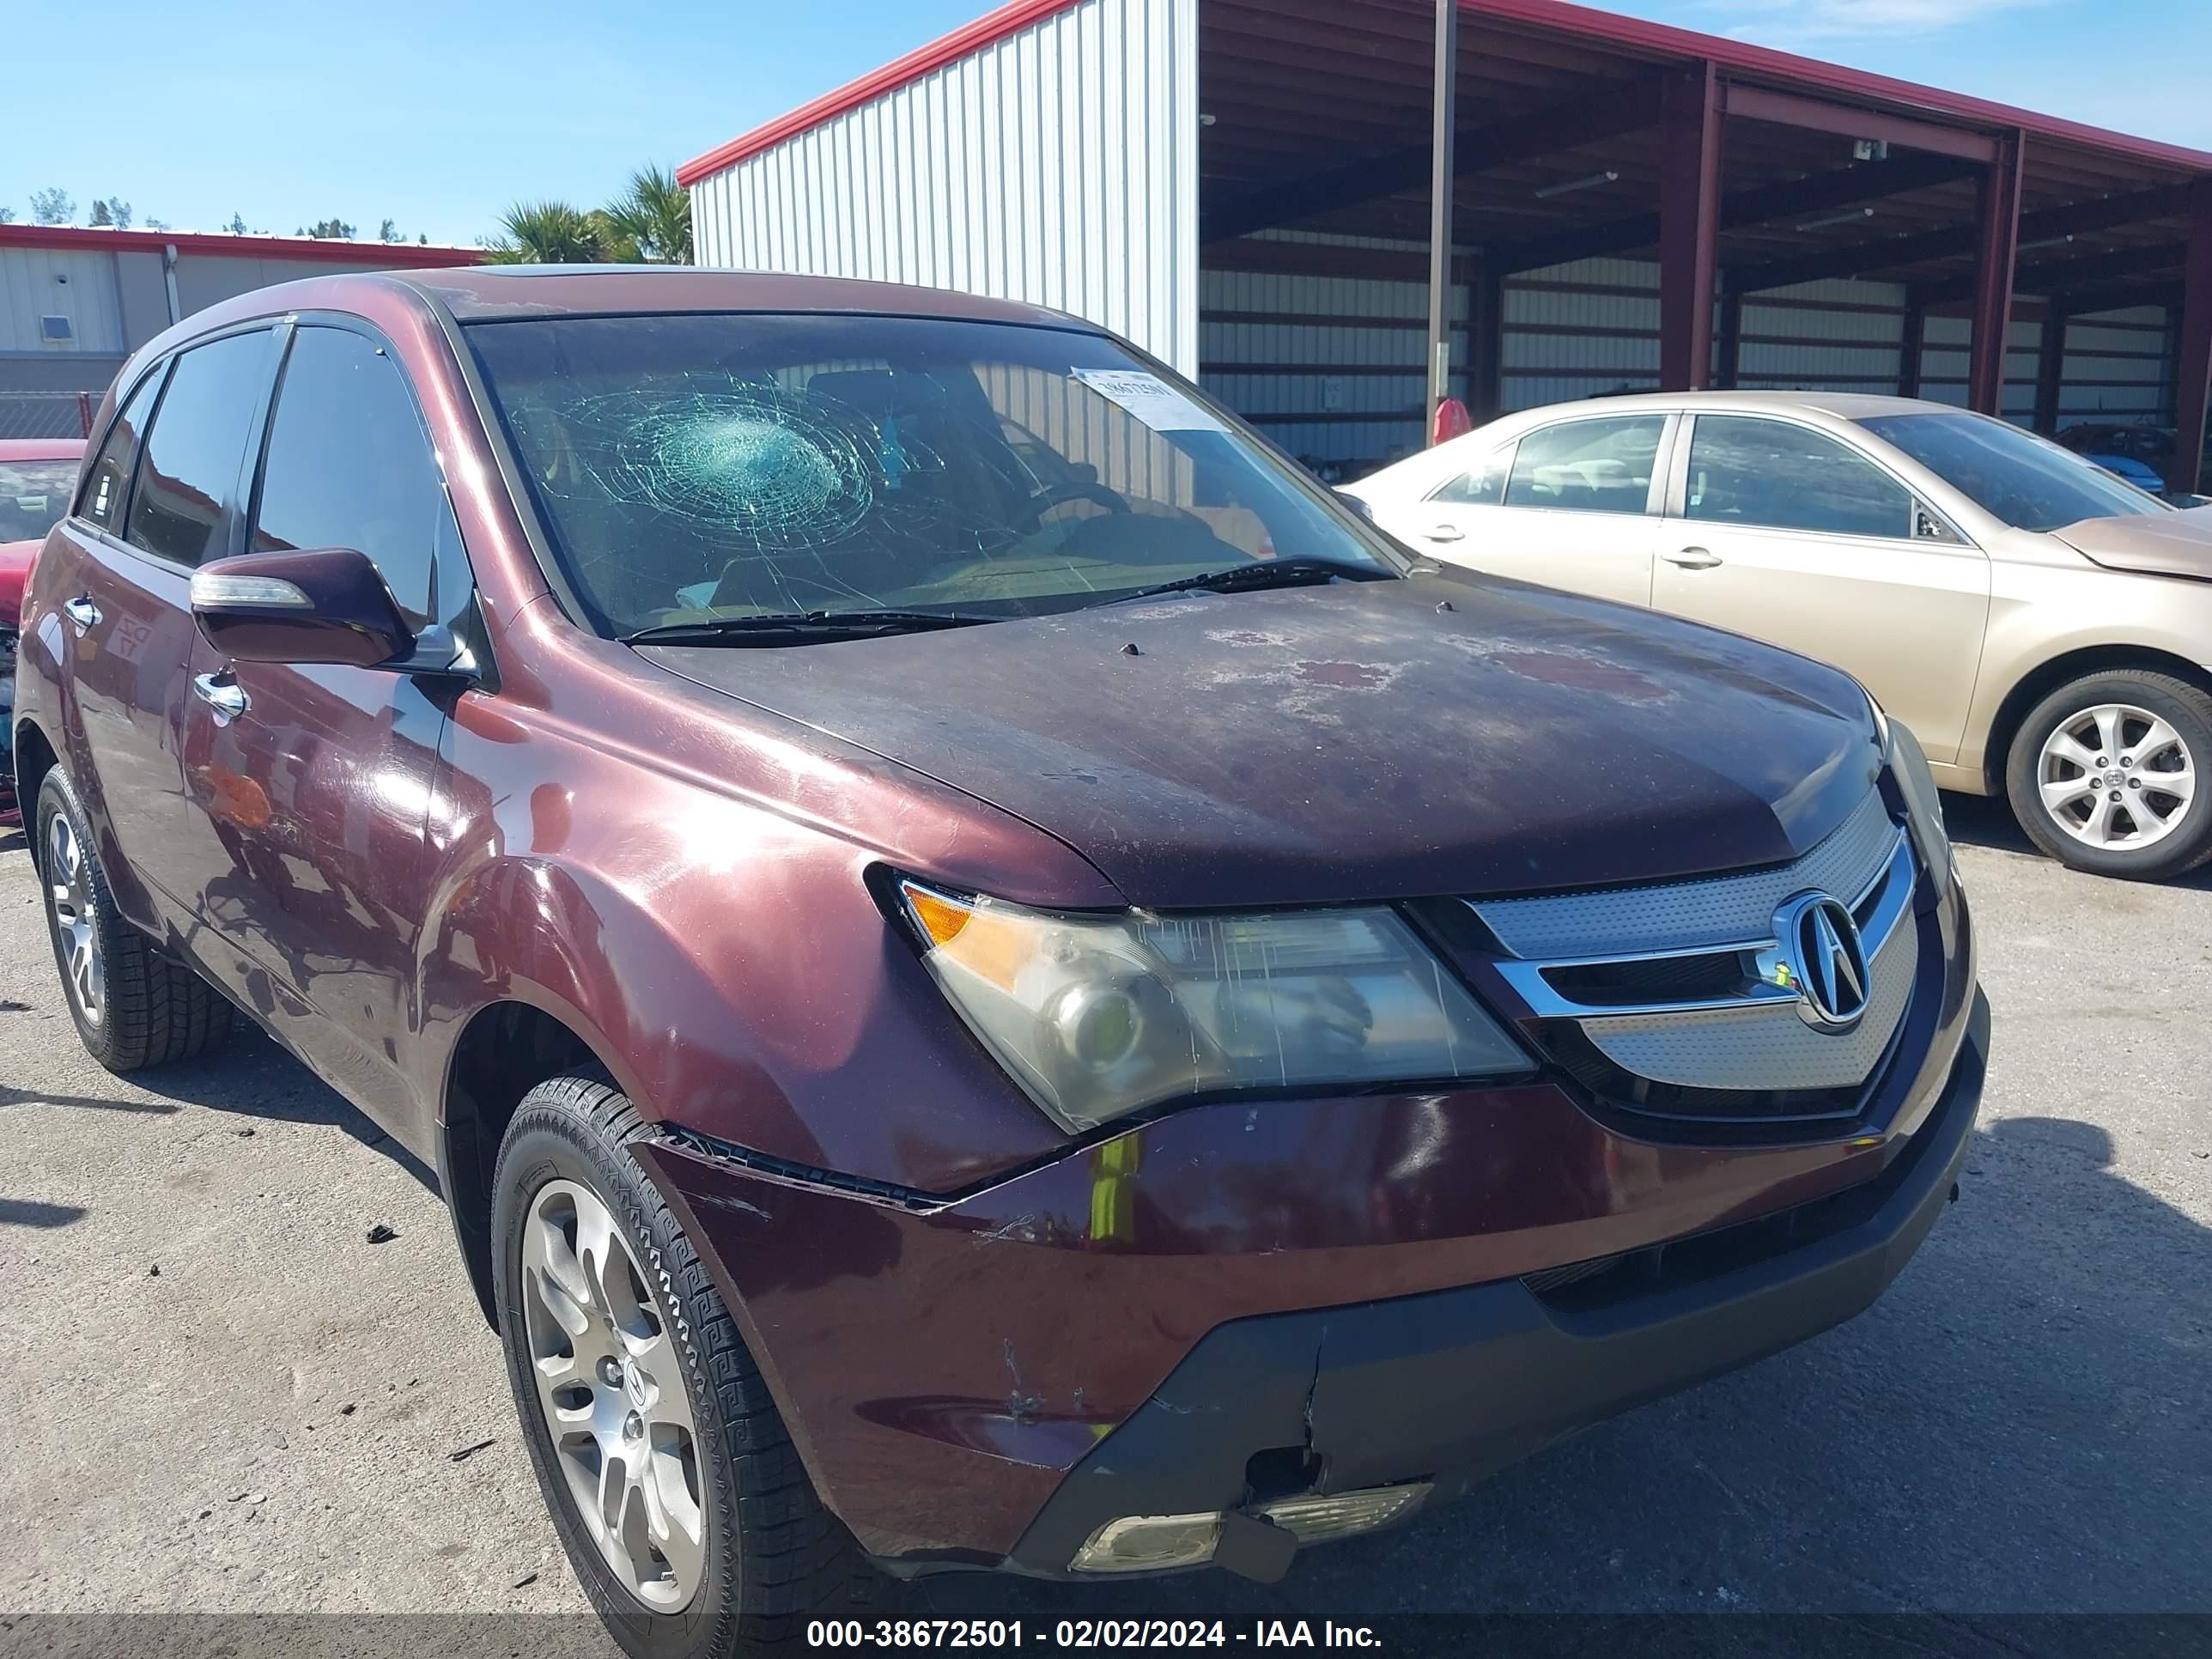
[413,770,1075,1198]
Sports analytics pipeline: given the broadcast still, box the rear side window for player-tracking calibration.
[1504,416,1664,514]
[125,330,278,567]
[80,368,165,532]
[1429,449,1509,506]
[1685,415,1912,539]
[252,327,447,627]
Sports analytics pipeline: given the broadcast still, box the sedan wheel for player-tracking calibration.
[2035,702,2195,852]
[522,1177,706,1612]
[2006,670,2212,880]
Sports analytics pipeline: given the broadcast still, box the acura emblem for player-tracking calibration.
[1771,891,1869,1033]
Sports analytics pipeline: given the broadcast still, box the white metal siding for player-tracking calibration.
[0,246,127,354]
[2055,305,2168,426]
[690,0,1200,372]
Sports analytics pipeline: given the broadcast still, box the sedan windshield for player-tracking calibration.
[1857,411,2166,532]
[465,313,1399,639]
[0,459,79,544]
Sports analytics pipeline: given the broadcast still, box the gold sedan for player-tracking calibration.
[1348,392,2212,880]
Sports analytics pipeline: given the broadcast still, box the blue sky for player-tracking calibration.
[9,0,2209,247]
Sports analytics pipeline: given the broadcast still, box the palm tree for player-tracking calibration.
[604,165,693,264]
[487,200,608,264]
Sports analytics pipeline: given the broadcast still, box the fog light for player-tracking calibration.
[1069,1511,1223,1573]
[1257,1482,1430,1544]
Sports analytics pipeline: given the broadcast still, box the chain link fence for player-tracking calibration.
[0,392,95,441]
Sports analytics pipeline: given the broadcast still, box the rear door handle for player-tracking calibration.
[1664,546,1723,569]
[62,595,101,632]
[1424,523,1467,544]
[192,672,249,726]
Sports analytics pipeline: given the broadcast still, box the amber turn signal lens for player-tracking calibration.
[901,882,973,947]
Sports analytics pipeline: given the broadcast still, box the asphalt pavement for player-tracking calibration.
[1,795,2206,1640]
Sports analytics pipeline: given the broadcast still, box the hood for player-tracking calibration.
[0,540,36,629]
[642,570,1881,908]
[2046,509,2212,580]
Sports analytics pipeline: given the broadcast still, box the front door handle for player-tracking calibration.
[192,671,249,726]
[62,595,101,632]
[1663,546,1723,569]
[1424,523,1468,543]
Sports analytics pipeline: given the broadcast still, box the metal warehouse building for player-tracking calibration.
[0,225,481,438]
[679,0,2212,493]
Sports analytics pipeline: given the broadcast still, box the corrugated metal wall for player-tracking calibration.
[1198,238,2180,472]
[0,246,129,355]
[689,0,1201,373]
[1197,230,1449,475]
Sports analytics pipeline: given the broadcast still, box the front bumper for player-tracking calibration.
[633,862,1981,1574]
[1010,988,1986,1577]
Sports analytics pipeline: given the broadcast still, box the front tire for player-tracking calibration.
[491,1074,876,1659]
[2005,669,2212,880]
[35,769,233,1072]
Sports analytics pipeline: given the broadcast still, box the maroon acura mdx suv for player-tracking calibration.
[14,269,1984,1656]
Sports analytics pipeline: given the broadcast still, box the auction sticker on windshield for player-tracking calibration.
[1073,368,1229,433]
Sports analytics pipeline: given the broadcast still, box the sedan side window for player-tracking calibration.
[252,326,453,629]
[79,368,167,533]
[1685,415,1913,539]
[1504,416,1665,514]
[1429,449,1510,506]
[124,330,279,567]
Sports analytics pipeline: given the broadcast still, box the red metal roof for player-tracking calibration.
[678,0,1083,185]
[679,0,2212,188]
[0,223,483,266]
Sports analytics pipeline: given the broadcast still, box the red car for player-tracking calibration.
[12,270,1982,1657]
[0,437,83,819]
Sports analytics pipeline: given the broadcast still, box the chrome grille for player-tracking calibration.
[1468,792,1919,1121]
[1474,789,1898,959]
[1577,905,1917,1090]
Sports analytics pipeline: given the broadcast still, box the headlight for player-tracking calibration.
[1875,701,1954,890]
[898,882,1529,1132]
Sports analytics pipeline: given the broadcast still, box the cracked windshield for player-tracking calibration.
[464,313,1394,638]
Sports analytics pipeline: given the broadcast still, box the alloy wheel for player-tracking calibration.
[521,1179,705,1611]
[46,813,104,1027]
[2037,702,2197,852]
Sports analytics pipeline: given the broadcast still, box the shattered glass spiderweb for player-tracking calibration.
[541,378,879,553]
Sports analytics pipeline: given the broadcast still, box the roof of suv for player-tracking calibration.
[394,265,1099,329]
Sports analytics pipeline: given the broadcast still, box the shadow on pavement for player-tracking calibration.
[3,1019,437,1195]
[1942,791,2212,890]
[916,1114,2212,1620]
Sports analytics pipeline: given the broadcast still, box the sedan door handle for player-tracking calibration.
[62,595,101,631]
[1423,523,1467,543]
[192,671,249,726]
[1664,546,1723,569]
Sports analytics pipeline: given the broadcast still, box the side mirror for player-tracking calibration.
[1335,488,1376,522]
[191,548,414,668]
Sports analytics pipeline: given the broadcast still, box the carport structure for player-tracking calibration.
[682,0,2212,487]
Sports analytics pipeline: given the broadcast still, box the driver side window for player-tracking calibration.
[252,326,460,629]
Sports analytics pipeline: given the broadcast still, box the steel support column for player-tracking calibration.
[1659,63,1723,392]
[2169,179,2212,496]
[1899,301,1925,398]
[1716,291,1743,389]
[1468,258,1505,422]
[1425,0,1459,433]
[2033,305,2068,434]
[1966,133,2023,414]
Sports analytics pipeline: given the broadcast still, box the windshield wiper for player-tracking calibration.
[1103,556,1391,606]
[622,609,994,647]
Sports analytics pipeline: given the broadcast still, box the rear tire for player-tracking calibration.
[35,769,233,1072]
[491,1073,878,1659]
[2004,669,2212,880]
